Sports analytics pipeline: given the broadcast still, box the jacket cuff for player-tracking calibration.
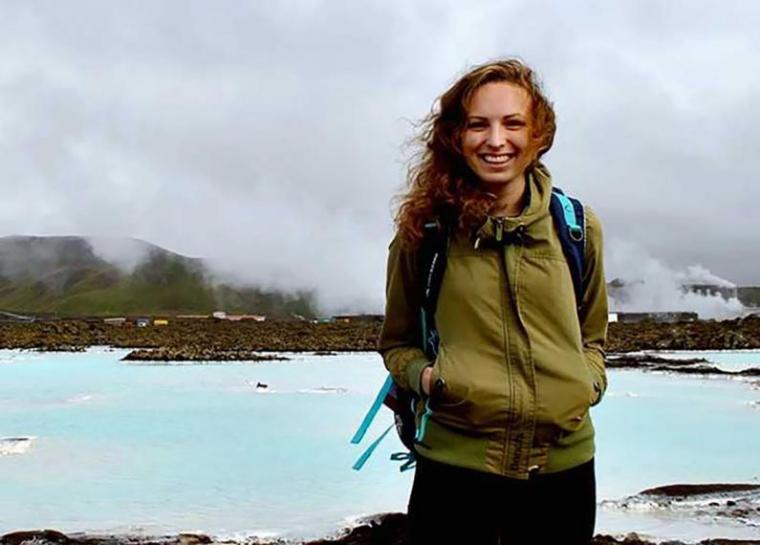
[405,357,431,398]
[586,357,606,406]
[590,373,603,406]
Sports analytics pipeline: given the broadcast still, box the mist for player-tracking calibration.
[1,1,759,314]
[606,239,745,320]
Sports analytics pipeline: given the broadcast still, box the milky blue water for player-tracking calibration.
[1,348,758,542]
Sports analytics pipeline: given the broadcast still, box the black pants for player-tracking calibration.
[407,455,596,545]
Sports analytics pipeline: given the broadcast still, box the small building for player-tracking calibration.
[104,317,126,326]
[225,314,266,322]
[135,317,150,327]
[176,314,210,319]
[615,311,698,324]
[212,311,227,320]
[154,319,169,326]
[683,284,738,300]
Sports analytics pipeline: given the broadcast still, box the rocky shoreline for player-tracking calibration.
[2,316,760,361]
[2,515,759,545]
[606,354,760,376]
[0,320,380,355]
[2,484,758,545]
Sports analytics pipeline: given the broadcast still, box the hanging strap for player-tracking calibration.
[350,374,393,445]
[414,398,432,444]
[390,451,417,472]
[352,424,393,471]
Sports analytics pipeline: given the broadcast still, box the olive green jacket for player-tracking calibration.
[378,165,608,480]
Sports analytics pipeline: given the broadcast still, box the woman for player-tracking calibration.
[378,59,608,544]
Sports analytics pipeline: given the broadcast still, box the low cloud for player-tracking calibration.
[1,1,759,313]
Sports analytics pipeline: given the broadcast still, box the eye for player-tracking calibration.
[505,119,526,129]
[466,119,487,130]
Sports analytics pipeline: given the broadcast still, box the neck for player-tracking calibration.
[483,174,527,217]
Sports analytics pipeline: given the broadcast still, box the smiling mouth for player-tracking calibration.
[480,153,515,165]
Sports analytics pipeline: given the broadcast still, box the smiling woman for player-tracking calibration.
[378,59,608,545]
[461,82,535,215]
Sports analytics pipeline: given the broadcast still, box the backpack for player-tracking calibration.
[350,188,586,471]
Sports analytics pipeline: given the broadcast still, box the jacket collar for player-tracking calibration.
[472,163,553,247]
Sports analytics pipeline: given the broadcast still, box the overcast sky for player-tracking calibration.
[1,0,759,313]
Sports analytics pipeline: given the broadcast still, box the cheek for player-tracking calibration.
[514,130,531,150]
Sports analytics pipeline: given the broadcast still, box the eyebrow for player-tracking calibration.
[467,114,525,121]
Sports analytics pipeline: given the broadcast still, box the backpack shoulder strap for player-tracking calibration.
[549,188,586,313]
[417,211,453,359]
[350,212,453,471]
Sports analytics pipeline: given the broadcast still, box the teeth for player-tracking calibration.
[482,154,512,164]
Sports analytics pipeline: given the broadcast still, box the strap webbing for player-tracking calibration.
[414,399,432,443]
[352,424,393,471]
[350,374,393,445]
[553,190,583,240]
[390,451,417,472]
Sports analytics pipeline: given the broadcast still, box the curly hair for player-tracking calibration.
[395,59,556,248]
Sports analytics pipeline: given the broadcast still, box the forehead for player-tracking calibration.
[466,81,531,117]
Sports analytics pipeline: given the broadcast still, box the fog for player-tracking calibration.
[1,1,759,314]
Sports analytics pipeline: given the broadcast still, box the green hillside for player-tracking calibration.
[0,236,316,318]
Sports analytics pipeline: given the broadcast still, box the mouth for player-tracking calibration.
[479,153,515,166]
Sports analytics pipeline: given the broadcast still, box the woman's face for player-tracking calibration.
[460,81,534,190]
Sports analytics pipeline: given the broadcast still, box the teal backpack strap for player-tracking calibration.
[350,374,393,445]
[352,424,393,471]
[390,451,417,472]
[414,399,432,445]
[552,190,583,242]
[351,209,453,471]
[549,188,586,311]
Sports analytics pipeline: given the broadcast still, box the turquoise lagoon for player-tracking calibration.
[0,348,758,542]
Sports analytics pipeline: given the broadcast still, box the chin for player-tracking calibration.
[476,172,516,186]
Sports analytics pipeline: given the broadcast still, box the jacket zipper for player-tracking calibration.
[496,237,516,472]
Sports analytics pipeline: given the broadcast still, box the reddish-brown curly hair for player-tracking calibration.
[395,59,556,248]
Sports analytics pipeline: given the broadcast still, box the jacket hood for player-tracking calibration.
[473,162,554,245]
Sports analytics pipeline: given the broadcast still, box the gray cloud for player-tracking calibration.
[1,0,759,314]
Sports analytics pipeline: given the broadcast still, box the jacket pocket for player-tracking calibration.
[427,350,503,435]
[429,354,467,410]
[559,361,596,432]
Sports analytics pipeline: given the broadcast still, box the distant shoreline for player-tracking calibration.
[2,316,760,365]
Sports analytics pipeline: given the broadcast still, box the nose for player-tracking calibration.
[486,122,506,148]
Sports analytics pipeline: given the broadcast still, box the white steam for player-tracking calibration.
[606,240,745,320]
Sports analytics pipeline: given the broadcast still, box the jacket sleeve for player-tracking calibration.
[580,207,609,406]
[377,235,430,397]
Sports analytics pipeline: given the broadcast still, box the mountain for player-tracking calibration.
[0,236,316,318]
